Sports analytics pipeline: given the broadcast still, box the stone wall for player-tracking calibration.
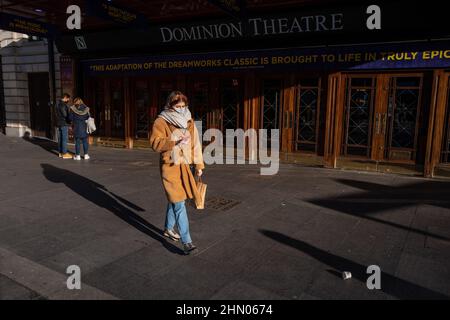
[0,30,61,137]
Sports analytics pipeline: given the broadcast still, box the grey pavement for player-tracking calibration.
[0,133,449,300]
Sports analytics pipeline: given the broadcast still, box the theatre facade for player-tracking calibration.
[52,0,450,177]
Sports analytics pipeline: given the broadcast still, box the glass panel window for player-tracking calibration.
[385,76,422,161]
[262,79,282,130]
[110,80,125,138]
[135,81,150,139]
[296,81,320,153]
[191,81,209,134]
[220,80,239,130]
[343,78,375,157]
[94,80,105,136]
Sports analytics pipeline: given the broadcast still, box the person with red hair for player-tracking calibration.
[150,91,205,255]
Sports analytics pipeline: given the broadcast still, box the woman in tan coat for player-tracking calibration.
[150,91,205,255]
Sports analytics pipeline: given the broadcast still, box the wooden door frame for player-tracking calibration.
[292,75,323,154]
[340,74,377,160]
[383,73,424,163]
[371,74,389,161]
[291,73,324,155]
[425,70,450,177]
[324,72,346,168]
[281,74,295,153]
[329,71,426,167]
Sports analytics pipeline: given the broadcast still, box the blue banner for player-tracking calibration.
[83,41,450,76]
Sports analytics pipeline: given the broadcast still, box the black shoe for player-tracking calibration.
[183,243,197,255]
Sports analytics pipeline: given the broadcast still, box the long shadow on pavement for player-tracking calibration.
[261,230,449,300]
[41,164,184,255]
[307,178,450,241]
[23,134,61,157]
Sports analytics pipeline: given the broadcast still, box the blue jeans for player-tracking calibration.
[57,126,68,154]
[165,201,192,244]
[75,138,89,156]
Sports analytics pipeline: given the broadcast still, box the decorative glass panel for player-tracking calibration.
[221,80,239,130]
[94,81,105,136]
[297,88,318,143]
[191,81,209,133]
[135,81,150,139]
[347,89,372,146]
[110,80,124,138]
[262,80,281,130]
[343,77,375,157]
[159,82,175,112]
[390,88,420,149]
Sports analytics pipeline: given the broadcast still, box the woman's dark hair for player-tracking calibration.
[62,93,71,99]
[165,91,188,110]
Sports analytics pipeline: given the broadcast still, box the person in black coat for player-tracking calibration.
[55,93,72,159]
[69,98,91,160]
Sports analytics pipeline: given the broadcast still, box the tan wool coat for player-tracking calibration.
[150,117,205,204]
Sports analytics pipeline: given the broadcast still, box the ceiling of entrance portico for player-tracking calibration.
[0,0,351,32]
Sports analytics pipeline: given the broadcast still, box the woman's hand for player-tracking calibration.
[177,134,191,145]
[196,169,203,177]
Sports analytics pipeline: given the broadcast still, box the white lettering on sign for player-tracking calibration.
[160,14,344,43]
[160,22,243,43]
[366,5,381,30]
[66,5,81,30]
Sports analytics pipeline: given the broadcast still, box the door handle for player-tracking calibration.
[375,113,381,134]
[381,114,387,135]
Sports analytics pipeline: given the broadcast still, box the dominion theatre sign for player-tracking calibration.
[56,2,449,54]
[159,13,345,43]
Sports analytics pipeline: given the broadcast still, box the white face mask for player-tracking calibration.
[175,107,186,114]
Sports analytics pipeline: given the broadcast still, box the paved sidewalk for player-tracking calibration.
[0,133,449,300]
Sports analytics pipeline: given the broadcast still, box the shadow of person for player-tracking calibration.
[260,230,449,300]
[41,163,184,255]
[23,133,60,156]
[307,178,450,241]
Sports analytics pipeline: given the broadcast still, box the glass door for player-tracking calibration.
[93,79,106,137]
[261,79,282,150]
[441,76,450,164]
[375,75,423,162]
[295,78,322,153]
[261,79,282,130]
[342,76,376,158]
[190,80,209,134]
[158,80,176,112]
[220,78,241,131]
[134,80,150,140]
[110,79,125,138]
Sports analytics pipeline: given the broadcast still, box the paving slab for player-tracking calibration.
[0,134,449,300]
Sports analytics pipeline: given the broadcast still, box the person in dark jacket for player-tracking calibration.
[55,93,72,159]
[69,98,91,160]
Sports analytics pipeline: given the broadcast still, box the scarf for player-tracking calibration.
[70,104,89,116]
[158,108,192,129]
